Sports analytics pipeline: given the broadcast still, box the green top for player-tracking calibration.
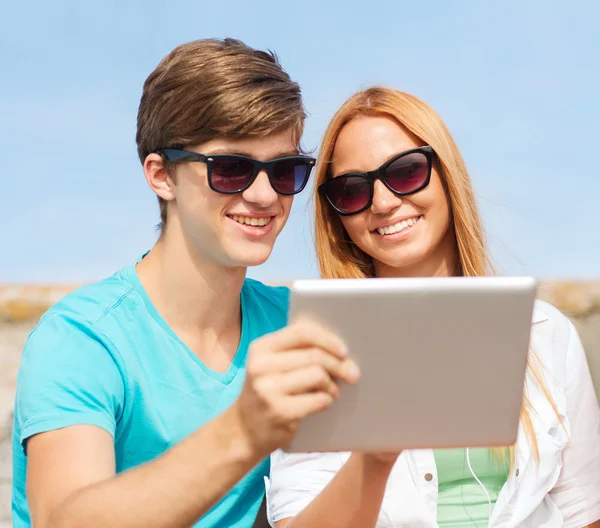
[434,448,510,527]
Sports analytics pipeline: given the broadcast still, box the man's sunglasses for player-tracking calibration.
[157,148,316,195]
[318,146,435,216]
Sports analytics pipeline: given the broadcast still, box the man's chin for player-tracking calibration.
[228,245,274,269]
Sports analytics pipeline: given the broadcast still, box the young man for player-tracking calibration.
[12,38,359,528]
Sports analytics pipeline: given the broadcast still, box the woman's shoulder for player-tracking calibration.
[532,298,572,328]
[530,299,587,389]
[531,299,576,349]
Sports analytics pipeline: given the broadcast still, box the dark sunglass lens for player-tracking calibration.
[384,152,430,194]
[326,176,371,213]
[210,157,255,192]
[271,159,310,194]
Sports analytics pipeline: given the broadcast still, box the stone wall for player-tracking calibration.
[0,282,598,525]
[0,322,31,527]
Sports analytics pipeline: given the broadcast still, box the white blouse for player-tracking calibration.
[266,300,600,527]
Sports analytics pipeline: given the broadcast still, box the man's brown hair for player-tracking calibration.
[136,38,306,231]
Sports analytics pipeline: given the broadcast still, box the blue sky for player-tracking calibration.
[1,0,598,283]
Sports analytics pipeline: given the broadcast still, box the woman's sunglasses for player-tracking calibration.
[318,146,434,216]
[157,148,316,195]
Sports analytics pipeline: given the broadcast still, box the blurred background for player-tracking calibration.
[2,0,600,283]
[1,1,599,525]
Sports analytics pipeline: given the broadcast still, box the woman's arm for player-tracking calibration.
[271,453,398,528]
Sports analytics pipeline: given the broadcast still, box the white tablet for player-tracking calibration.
[284,276,537,453]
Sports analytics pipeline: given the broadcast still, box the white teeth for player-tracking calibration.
[231,215,272,227]
[376,216,421,236]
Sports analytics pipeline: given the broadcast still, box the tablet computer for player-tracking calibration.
[284,276,537,453]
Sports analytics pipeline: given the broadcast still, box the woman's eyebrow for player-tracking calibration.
[332,168,364,178]
[332,147,419,177]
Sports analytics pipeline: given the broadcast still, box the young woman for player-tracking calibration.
[266,87,600,528]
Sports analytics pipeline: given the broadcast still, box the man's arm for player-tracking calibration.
[26,319,359,528]
[28,407,261,528]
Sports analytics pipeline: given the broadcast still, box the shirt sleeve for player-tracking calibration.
[548,319,600,528]
[266,449,345,525]
[15,313,126,452]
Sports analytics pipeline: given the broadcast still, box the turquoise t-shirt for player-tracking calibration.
[12,261,290,528]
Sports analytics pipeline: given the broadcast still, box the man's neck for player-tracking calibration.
[135,227,246,336]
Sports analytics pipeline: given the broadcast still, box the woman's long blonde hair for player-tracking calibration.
[314,87,558,464]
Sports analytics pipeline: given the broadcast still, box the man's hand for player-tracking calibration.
[234,318,360,456]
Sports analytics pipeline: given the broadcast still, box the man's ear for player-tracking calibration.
[144,153,176,202]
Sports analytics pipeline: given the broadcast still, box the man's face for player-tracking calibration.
[162,129,300,268]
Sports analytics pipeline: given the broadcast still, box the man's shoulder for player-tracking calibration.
[242,278,290,329]
[243,278,290,310]
[32,265,140,342]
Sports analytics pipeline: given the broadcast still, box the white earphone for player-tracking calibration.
[466,447,492,525]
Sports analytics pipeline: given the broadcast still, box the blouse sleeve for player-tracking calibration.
[548,319,600,528]
[266,449,346,525]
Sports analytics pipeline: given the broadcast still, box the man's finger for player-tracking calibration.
[275,365,340,398]
[257,319,348,360]
[248,347,359,384]
[281,392,335,422]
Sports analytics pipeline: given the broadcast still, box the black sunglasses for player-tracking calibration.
[318,146,435,216]
[157,148,316,196]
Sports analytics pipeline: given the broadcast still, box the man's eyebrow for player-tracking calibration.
[205,148,300,158]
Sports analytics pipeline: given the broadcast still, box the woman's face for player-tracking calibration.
[330,116,458,277]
